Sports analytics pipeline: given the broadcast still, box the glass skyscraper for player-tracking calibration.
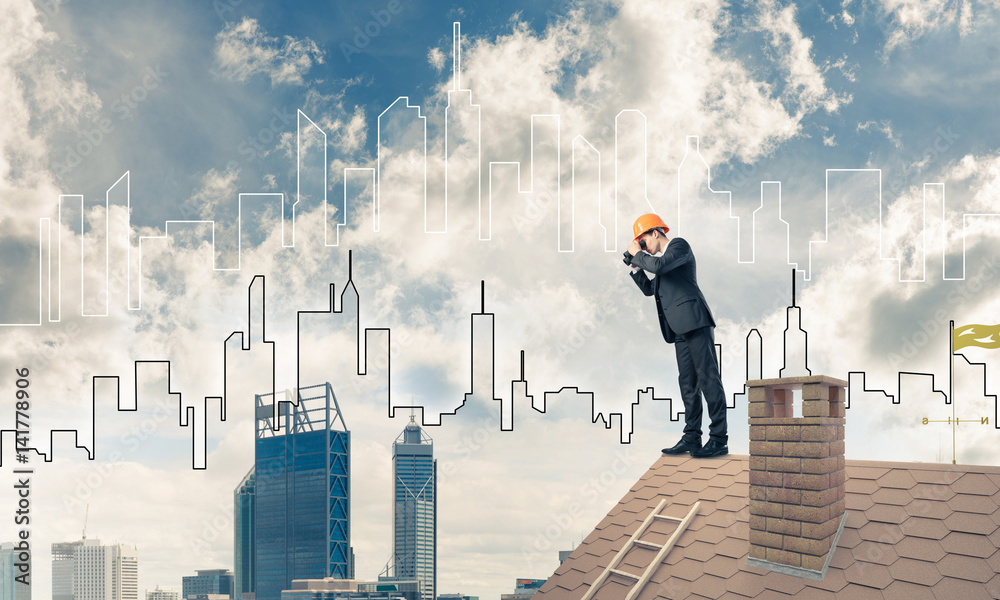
[391,417,436,600]
[1,542,30,600]
[233,467,255,600]
[181,569,233,598]
[254,384,350,600]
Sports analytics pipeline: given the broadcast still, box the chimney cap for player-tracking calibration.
[747,375,848,388]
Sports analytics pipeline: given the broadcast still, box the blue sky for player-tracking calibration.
[3,1,1000,599]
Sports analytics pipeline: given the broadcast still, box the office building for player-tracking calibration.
[182,570,233,599]
[255,384,351,600]
[279,579,418,600]
[500,580,544,600]
[146,587,178,600]
[72,540,138,600]
[0,542,30,600]
[234,467,255,600]
[390,417,435,600]
[52,540,84,600]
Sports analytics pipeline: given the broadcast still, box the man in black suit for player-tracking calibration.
[623,213,728,458]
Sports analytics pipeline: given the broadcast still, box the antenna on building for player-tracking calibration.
[83,504,89,540]
[791,268,797,307]
[453,22,462,91]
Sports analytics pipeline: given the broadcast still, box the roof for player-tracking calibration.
[535,454,1000,599]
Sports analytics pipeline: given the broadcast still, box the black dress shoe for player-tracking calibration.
[691,439,728,458]
[662,438,702,455]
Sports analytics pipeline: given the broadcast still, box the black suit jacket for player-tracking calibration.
[629,237,716,344]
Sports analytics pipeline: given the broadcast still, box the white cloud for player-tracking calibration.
[945,152,1000,213]
[754,0,851,116]
[213,17,324,86]
[826,55,857,83]
[455,0,847,170]
[1,1,99,192]
[267,83,369,164]
[186,165,241,220]
[858,119,903,148]
[0,0,103,326]
[875,0,1000,56]
[428,46,446,72]
[23,62,102,126]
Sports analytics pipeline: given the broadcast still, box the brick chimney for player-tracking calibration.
[746,375,848,579]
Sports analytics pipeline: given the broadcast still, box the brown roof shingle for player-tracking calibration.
[535,455,1000,599]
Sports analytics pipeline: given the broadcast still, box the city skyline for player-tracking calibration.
[6,11,1000,468]
[3,1,1000,599]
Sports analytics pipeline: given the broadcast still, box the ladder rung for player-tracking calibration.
[633,540,663,551]
[652,514,683,522]
[609,569,640,580]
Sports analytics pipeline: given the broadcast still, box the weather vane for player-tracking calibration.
[921,321,999,464]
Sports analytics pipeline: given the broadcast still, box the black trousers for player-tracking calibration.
[674,326,728,444]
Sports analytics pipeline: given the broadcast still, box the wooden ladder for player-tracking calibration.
[581,500,701,600]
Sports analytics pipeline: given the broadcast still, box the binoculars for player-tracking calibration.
[622,239,647,265]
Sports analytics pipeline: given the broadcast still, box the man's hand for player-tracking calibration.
[627,238,642,255]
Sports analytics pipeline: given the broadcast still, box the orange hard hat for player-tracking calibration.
[632,213,669,241]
